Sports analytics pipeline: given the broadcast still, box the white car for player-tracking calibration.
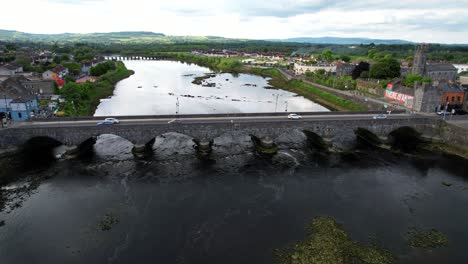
[288,114,302,120]
[373,114,387,120]
[104,118,120,124]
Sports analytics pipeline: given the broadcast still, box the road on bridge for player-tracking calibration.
[11,113,419,128]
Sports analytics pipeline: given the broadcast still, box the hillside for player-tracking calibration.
[278,37,413,45]
[0,30,244,44]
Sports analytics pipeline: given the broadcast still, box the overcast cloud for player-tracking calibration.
[2,0,468,43]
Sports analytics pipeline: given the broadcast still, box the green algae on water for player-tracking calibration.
[277,216,393,264]
[407,228,448,249]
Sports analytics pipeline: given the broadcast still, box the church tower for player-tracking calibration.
[411,44,428,75]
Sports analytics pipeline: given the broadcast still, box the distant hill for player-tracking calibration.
[0,30,246,44]
[275,37,413,45]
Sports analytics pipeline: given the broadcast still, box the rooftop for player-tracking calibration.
[427,64,457,72]
[440,82,464,93]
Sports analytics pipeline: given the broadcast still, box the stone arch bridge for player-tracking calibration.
[0,116,442,150]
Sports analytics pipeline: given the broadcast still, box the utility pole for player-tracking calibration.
[285,100,288,112]
[274,94,279,112]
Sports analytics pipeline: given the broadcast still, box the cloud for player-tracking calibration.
[1,0,467,43]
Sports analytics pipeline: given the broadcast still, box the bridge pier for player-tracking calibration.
[132,144,152,159]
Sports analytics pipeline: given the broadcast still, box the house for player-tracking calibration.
[81,62,92,74]
[0,63,24,76]
[0,77,39,121]
[242,59,256,65]
[42,70,57,80]
[42,64,69,80]
[91,57,106,67]
[335,62,354,77]
[294,63,336,75]
[460,75,468,86]
[440,82,465,110]
[9,97,39,121]
[20,78,56,98]
[76,76,97,84]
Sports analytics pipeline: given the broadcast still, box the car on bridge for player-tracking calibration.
[288,114,302,120]
[96,121,114,126]
[104,118,120,124]
[373,114,387,120]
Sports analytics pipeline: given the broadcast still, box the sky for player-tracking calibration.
[2,0,468,43]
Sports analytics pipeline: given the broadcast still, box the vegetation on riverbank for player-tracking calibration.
[58,61,134,116]
[246,67,366,111]
[407,229,449,249]
[161,53,244,72]
[277,216,393,264]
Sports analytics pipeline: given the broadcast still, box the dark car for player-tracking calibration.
[454,109,467,115]
[96,121,114,126]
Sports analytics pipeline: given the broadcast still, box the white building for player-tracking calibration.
[453,64,468,74]
[294,63,336,75]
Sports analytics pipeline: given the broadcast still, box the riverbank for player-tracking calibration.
[59,61,134,116]
[159,53,366,111]
[245,67,366,111]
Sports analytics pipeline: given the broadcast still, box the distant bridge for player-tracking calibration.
[104,55,172,61]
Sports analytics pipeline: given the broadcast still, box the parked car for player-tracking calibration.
[104,118,120,124]
[453,109,467,115]
[373,114,387,120]
[437,110,449,115]
[96,121,114,126]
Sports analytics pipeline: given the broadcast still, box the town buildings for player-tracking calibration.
[0,76,39,121]
[411,45,458,81]
[0,63,23,76]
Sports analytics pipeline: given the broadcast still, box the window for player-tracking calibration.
[18,113,22,118]
[446,96,449,102]
[458,96,461,103]
[452,96,455,103]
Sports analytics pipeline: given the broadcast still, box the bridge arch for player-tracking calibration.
[20,136,63,168]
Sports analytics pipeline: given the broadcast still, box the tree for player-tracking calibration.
[321,49,333,61]
[15,54,32,69]
[360,71,369,78]
[315,69,327,76]
[340,55,351,62]
[73,47,96,63]
[351,61,370,79]
[63,62,81,76]
[61,55,70,62]
[404,74,432,88]
[90,61,116,76]
[53,56,62,64]
[368,49,378,59]
[369,57,401,79]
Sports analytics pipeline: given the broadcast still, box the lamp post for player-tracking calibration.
[176,96,180,119]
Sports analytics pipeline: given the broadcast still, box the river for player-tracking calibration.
[94,60,328,116]
[0,135,467,264]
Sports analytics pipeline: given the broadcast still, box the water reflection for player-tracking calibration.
[1,147,468,264]
[94,60,329,116]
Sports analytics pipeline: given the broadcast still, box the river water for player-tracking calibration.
[94,60,328,116]
[1,138,468,264]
